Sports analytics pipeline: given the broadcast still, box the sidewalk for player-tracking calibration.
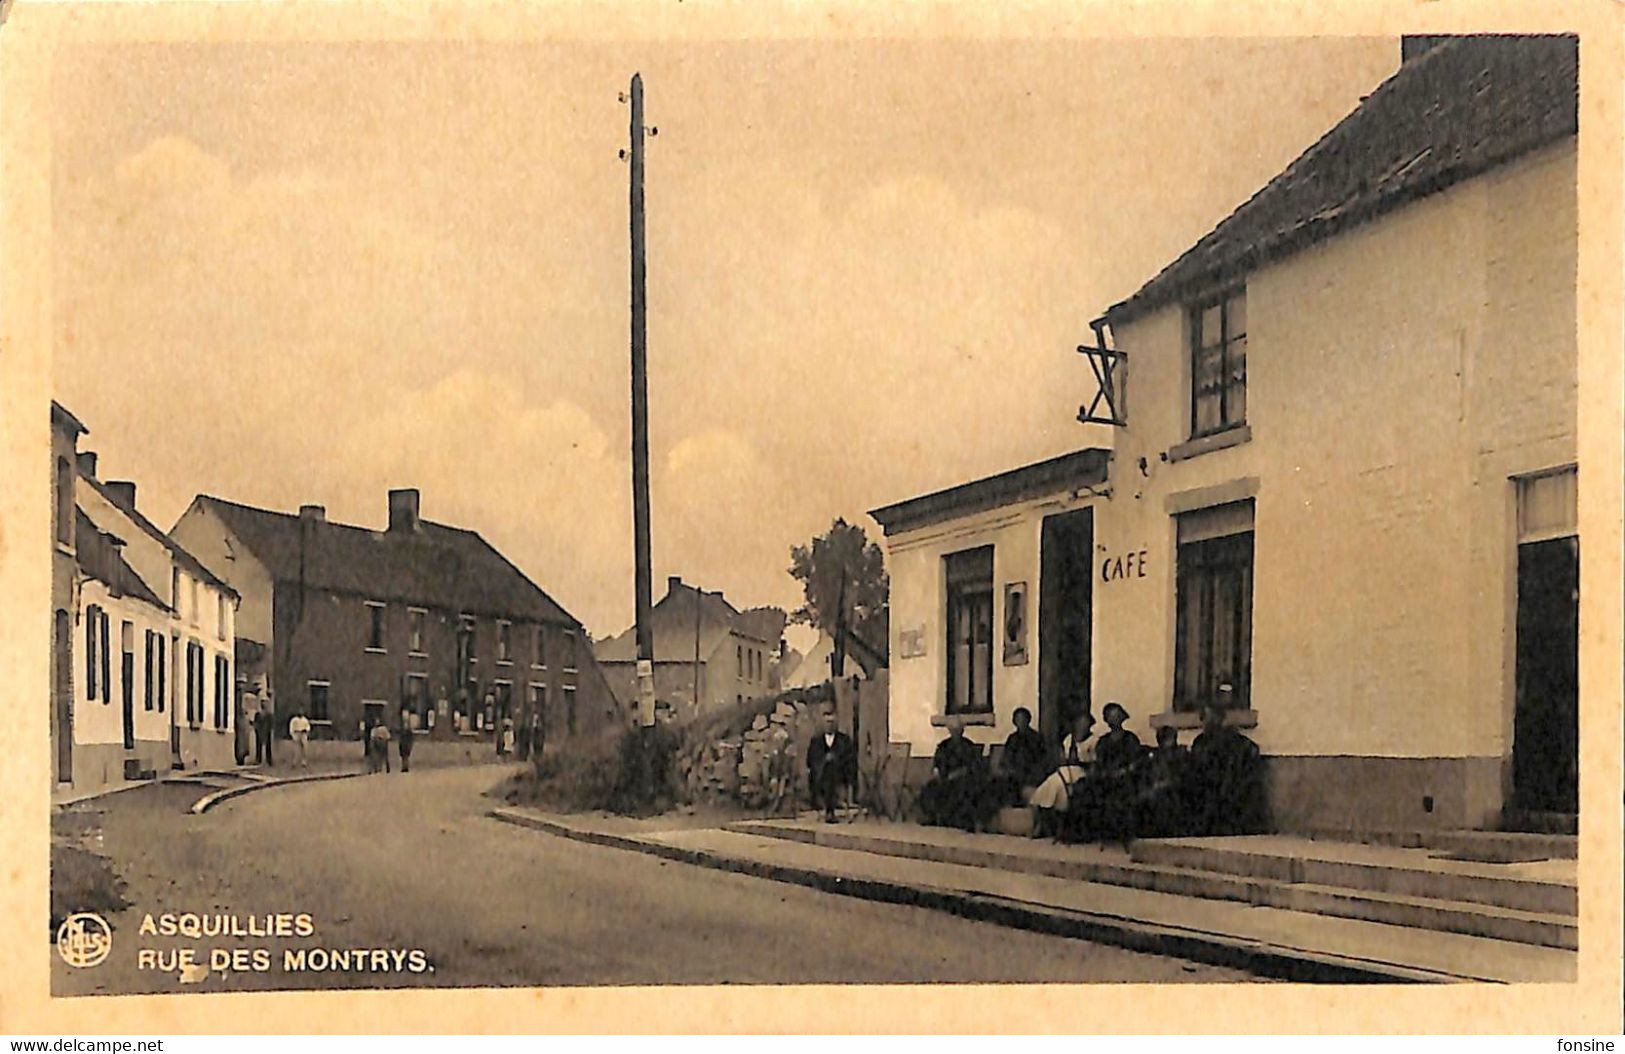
[489,806,1577,984]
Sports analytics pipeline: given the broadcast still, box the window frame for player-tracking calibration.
[496,620,513,665]
[407,607,428,657]
[307,680,332,723]
[532,625,547,670]
[364,600,387,653]
[562,630,578,673]
[1187,285,1248,440]
[1172,506,1256,713]
[944,545,996,716]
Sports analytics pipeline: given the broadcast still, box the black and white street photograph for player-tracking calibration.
[7,0,1623,1037]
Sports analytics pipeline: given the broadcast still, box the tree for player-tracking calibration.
[788,519,889,673]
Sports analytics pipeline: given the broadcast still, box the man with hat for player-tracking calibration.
[1187,685,1266,836]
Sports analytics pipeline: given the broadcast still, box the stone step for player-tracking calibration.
[1297,827,1577,861]
[1502,810,1578,836]
[727,821,1575,948]
[1129,839,1575,916]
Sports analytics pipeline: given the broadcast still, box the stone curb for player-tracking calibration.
[488,807,1469,985]
[190,770,368,814]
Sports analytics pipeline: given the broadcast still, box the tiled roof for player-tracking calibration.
[1103,34,1579,327]
[76,509,166,609]
[595,585,785,663]
[192,495,578,626]
[86,477,237,598]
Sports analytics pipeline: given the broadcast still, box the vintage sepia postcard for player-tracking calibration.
[1,0,1621,1036]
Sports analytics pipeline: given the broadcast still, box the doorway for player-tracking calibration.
[1038,508,1093,745]
[55,610,73,782]
[1512,534,1579,814]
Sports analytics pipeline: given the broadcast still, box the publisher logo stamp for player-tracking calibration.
[57,912,112,968]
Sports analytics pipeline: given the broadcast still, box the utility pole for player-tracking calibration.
[628,72,657,733]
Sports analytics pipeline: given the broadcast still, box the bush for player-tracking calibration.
[50,845,127,936]
[496,724,680,816]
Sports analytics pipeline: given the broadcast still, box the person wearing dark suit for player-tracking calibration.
[806,704,857,823]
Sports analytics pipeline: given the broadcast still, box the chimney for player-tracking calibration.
[76,451,97,479]
[105,481,136,509]
[388,488,421,533]
[667,575,683,595]
[299,504,326,525]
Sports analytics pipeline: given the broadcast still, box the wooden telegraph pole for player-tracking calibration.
[628,73,657,736]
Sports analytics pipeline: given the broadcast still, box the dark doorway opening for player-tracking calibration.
[55,609,73,782]
[1039,508,1094,745]
[1512,534,1579,814]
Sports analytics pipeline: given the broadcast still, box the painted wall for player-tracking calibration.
[170,502,276,647]
[885,492,1098,756]
[1096,139,1577,766]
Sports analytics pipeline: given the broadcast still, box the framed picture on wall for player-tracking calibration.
[1003,581,1029,666]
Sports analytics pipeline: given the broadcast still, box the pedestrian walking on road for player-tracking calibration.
[289,711,311,768]
[369,721,392,773]
[398,714,414,773]
[253,702,275,767]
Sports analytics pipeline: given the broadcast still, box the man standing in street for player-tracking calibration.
[253,698,274,767]
[805,703,857,823]
[288,709,311,768]
[369,719,392,774]
[397,710,414,773]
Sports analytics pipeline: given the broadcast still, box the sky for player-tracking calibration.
[50,36,1399,642]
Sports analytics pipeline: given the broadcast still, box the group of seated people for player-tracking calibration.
[917,695,1267,845]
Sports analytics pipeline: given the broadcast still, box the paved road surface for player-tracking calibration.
[54,766,1256,994]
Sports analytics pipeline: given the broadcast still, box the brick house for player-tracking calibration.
[873,35,1579,832]
[596,576,786,719]
[169,488,620,744]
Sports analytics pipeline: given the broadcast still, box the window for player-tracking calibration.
[144,631,155,711]
[497,621,512,664]
[562,630,578,672]
[737,644,744,679]
[534,626,546,668]
[1189,286,1247,438]
[155,634,166,713]
[85,604,100,700]
[530,682,547,723]
[217,594,228,641]
[55,457,73,547]
[404,674,427,728]
[214,654,229,729]
[408,608,426,655]
[565,686,577,735]
[185,641,202,726]
[172,569,182,614]
[308,681,331,722]
[121,622,135,746]
[365,602,386,652]
[1173,501,1255,711]
[190,578,200,626]
[945,546,995,715]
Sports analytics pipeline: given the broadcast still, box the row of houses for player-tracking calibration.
[871,34,1581,832]
[50,404,623,796]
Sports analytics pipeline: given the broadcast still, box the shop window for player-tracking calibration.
[1173,501,1255,711]
[1189,286,1247,438]
[945,546,995,715]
